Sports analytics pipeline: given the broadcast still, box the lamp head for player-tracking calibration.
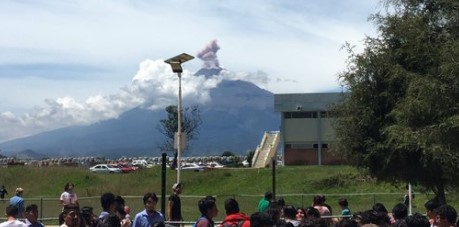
[165,53,194,73]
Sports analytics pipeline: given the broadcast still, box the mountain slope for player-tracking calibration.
[0,80,279,157]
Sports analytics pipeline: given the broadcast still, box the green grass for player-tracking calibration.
[0,165,457,224]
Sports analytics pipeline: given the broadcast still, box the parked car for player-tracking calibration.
[89,164,121,173]
[113,163,137,173]
[207,162,225,169]
[132,159,153,168]
[180,163,207,172]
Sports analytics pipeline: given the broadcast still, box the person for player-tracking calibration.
[404,213,430,227]
[257,192,272,212]
[312,195,330,217]
[282,205,300,227]
[96,192,116,226]
[320,195,332,215]
[392,203,408,227]
[60,204,80,227]
[60,183,78,208]
[24,204,44,227]
[403,185,414,207]
[295,208,305,222]
[221,198,250,227]
[195,196,218,227]
[0,186,8,201]
[9,188,25,219]
[249,212,273,227]
[132,192,165,227]
[114,196,131,227]
[0,205,28,227]
[304,206,321,221]
[424,199,440,227]
[339,198,351,216]
[167,183,183,226]
[80,206,96,227]
[436,204,457,227]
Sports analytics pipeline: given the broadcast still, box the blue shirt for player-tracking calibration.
[24,218,45,227]
[9,195,25,218]
[132,209,165,227]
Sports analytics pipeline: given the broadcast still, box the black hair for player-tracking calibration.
[282,205,297,219]
[304,206,320,218]
[143,192,159,205]
[26,204,38,213]
[115,195,126,215]
[6,205,18,217]
[372,203,388,214]
[405,213,430,227]
[265,191,273,200]
[198,196,217,216]
[100,192,116,211]
[392,203,408,219]
[336,218,358,227]
[250,212,273,227]
[339,198,349,207]
[436,204,457,225]
[225,198,240,215]
[424,199,440,212]
[64,182,74,191]
[312,195,324,206]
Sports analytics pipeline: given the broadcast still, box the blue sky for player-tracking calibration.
[0,0,380,142]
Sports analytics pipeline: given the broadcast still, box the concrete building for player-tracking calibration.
[274,92,344,165]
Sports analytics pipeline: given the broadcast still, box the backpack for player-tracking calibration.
[96,215,110,227]
[221,219,245,227]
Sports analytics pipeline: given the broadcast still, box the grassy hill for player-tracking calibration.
[0,165,457,224]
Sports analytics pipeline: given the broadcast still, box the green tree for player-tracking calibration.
[333,0,459,204]
[157,105,202,153]
[246,149,255,167]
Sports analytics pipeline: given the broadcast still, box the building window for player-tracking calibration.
[285,144,314,149]
[284,111,319,119]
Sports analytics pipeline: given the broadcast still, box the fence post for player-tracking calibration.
[373,194,376,205]
[40,197,43,221]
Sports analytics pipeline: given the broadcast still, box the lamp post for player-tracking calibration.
[164,53,194,184]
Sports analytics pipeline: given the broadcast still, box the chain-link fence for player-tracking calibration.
[0,192,425,225]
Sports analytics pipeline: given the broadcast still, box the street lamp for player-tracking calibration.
[164,53,194,184]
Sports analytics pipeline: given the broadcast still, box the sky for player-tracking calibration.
[0,0,381,143]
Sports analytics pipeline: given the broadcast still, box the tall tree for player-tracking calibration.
[157,105,202,154]
[333,0,459,204]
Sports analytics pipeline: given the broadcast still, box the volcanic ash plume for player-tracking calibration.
[197,40,222,69]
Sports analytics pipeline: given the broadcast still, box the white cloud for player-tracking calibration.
[0,58,273,142]
[0,0,381,142]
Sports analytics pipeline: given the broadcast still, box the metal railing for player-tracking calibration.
[0,192,426,225]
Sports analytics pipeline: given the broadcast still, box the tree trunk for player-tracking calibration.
[434,183,447,205]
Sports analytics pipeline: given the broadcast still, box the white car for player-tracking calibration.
[89,164,121,173]
[180,163,207,172]
[207,162,225,168]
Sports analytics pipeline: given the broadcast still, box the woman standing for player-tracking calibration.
[60,183,78,207]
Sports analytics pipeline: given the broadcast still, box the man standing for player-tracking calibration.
[9,188,25,219]
[221,198,250,227]
[0,205,28,227]
[133,192,165,227]
[257,192,272,212]
[24,204,44,227]
[167,183,183,226]
[0,186,8,201]
[96,192,116,226]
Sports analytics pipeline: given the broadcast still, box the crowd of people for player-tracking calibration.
[0,185,458,227]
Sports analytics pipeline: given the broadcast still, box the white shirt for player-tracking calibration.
[0,220,28,227]
[60,191,77,205]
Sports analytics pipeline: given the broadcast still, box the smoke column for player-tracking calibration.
[196,39,222,69]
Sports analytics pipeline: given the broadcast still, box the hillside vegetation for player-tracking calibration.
[1,165,457,223]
